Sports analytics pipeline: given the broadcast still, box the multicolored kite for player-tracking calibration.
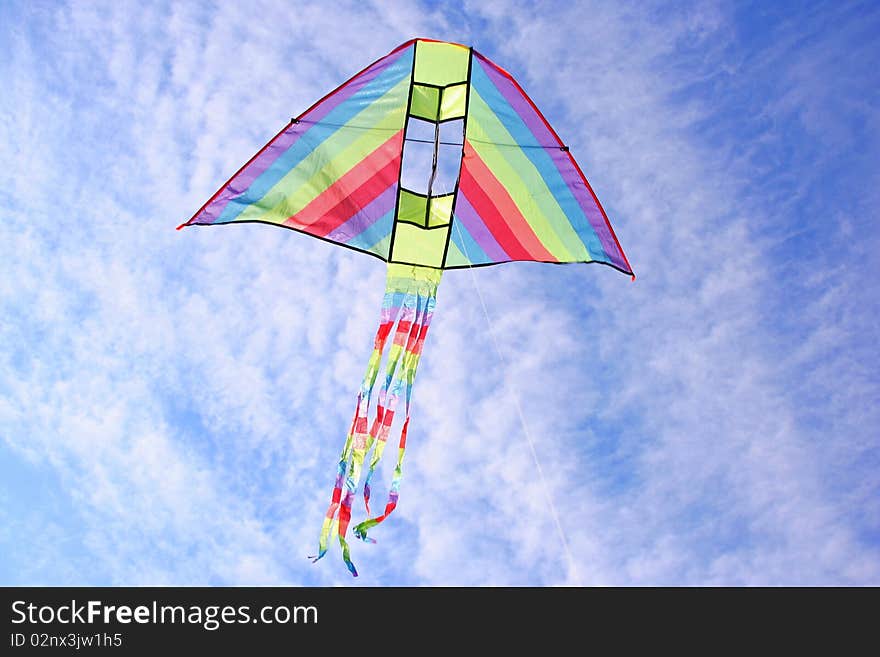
[178,38,633,576]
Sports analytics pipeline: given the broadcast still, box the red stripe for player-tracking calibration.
[404,312,425,354]
[369,403,387,440]
[288,156,399,237]
[283,130,402,236]
[473,51,634,276]
[338,495,353,537]
[392,320,413,346]
[459,145,557,262]
[413,323,430,355]
[374,321,394,347]
[399,418,409,449]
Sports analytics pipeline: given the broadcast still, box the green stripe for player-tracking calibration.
[368,234,391,257]
[467,91,587,262]
[235,77,410,224]
[444,238,469,266]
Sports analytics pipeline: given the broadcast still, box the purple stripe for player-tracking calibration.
[196,45,411,224]
[454,191,510,261]
[325,183,396,243]
[545,147,624,268]
[397,304,418,323]
[475,54,623,265]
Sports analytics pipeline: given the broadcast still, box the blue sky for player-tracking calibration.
[1,0,877,585]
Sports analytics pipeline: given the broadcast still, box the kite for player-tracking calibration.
[178,38,633,576]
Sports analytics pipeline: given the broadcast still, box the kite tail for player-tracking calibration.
[355,289,435,543]
[311,282,403,565]
[362,288,432,514]
[313,264,441,576]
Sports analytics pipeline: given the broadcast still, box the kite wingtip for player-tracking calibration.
[631,274,636,282]
[175,222,188,231]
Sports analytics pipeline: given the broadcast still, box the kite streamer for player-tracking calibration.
[312,264,440,575]
[179,38,633,576]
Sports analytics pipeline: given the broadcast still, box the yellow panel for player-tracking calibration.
[414,41,470,86]
[440,83,467,120]
[391,222,448,267]
[410,84,440,121]
[428,194,454,227]
[398,189,428,226]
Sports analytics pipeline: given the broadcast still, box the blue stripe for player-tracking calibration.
[382,291,407,310]
[348,207,394,254]
[471,59,608,262]
[450,216,491,264]
[215,47,414,225]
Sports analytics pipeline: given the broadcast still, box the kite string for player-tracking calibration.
[452,220,580,586]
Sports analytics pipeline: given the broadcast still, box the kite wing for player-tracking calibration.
[180,39,632,276]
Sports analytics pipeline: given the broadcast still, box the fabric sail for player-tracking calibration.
[179,38,633,576]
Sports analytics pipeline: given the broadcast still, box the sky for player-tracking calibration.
[1,0,878,586]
